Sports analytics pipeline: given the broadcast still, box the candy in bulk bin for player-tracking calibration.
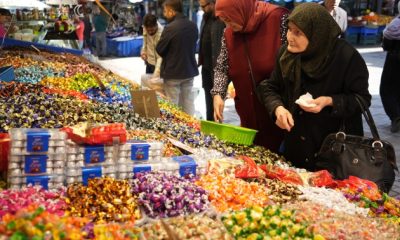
[284,201,400,239]
[298,186,370,216]
[195,173,270,213]
[247,178,303,204]
[0,186,66,217]
[142,214,232,240]
[7,128,66,190]
[222,205,316,239]
[0,205,91,239]
[132,171,210,219]
[66,177,141,223]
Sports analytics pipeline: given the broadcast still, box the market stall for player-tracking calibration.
[1,45,400,239]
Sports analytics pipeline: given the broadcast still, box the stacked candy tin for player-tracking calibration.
[8,128,66,190]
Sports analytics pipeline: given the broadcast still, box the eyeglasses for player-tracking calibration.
[200,2,210,8]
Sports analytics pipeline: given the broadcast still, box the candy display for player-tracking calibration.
[66,177,141,223]
[8,128,67,189]
[285,201,400,239]
[1,46,400,239]
[132,172,210,218]
[248,178,303,204]
[0,205,91,239]
[0,186,66,217]
[142,214,232,240]
[298,186,370,216]
[196,173,270,212]
[222,205,315,239]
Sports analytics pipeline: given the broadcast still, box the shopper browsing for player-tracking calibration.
[156,0,199,115]
[74,15,85,50]
[380,1,400,132]
[260,3,371,170]
[211,0,289,152]
[141,14,163,77]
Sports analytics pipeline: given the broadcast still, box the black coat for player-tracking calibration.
[156,14,199,79]
[260,39,371,170]
[198,14,225,89]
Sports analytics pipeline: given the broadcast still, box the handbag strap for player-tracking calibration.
[354,94,381,140]
[243,35,258,93]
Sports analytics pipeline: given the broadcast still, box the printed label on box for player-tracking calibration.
[133,165,152,174]
[24,155,48,174]
[82,166,102,185]
[84,145,105,164]
[131,143,149,161]
[172,155,197,177]
[26,132,50,152]
[26,175,50,189]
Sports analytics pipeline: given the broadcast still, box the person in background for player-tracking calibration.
[260,3,370,170]
[83,10,93,50]
[211,0,289,152]
[156,0,199,115]
[74,15,85,50]
[141,14,163,77]
[380,1,400,132]
[93,6,108,58]
[322,0,348,37]
[0,8,14,38]
[198,0,225,121]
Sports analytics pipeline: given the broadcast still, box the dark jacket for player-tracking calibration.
[156,14,199,79]
[260,39,371,170]
[198,14,225,72]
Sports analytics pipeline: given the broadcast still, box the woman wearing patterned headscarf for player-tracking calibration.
[260,3,371,170]
[380,1,400,133]
[211,0,289,152]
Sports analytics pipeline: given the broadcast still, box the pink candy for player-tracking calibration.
[0,185,67,217]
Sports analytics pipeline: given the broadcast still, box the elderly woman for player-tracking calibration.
[260,3,371,170]
[380,1,400,133]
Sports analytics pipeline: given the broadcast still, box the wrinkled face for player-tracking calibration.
[219,16,243,32]
[286,22,309,53]
[145,25,158,36]
[199,0,213,14]
[325,0,341,12]
[163,6,175,21]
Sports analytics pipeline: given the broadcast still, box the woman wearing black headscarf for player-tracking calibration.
[260,3,371,170]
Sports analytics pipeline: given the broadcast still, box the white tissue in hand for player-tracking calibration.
[295,92,317,107]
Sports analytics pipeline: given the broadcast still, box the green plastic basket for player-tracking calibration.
[200,120,257,146]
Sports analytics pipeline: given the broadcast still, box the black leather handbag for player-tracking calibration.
[316,95,398,193]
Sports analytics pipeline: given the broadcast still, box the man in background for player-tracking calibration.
[93,6,108,58]
[141,14,163,77]
[198,0,225,121]
[156,0,199,115]
[322,0,348,37]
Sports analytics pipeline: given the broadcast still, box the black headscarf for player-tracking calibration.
[279,3,341,105]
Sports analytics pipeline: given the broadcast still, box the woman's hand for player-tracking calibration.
[141,52,147,61]
[300,96,333,113]
[275,106,294,131]
[213,95,225,123]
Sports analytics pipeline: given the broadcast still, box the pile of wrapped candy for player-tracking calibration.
[2,47,400,239]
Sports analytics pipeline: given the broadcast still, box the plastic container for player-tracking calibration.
[9,174,65,190]
[200,120,257,146]
[62,124,127,145]
[0,66,15,82]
